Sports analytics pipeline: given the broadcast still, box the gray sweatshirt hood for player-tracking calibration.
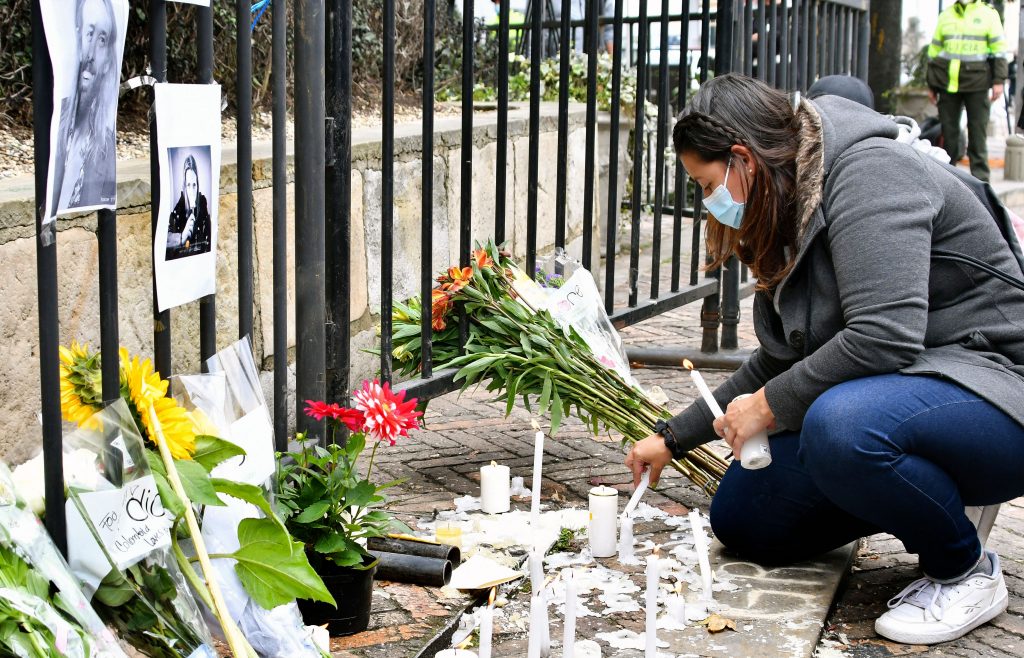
[815,95,901,175]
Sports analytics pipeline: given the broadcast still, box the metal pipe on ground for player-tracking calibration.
[625,347,751,372]
[369,551,453,587]
[367,537,461,565]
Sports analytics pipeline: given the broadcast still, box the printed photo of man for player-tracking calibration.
[48,0,123,217]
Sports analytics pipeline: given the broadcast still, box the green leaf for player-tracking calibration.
[551,388,563,435]
[151,470,185,518]
[210,478,279,524]
[538,375,553,414]
[175,459,224,508]
[230,518,336,608]
[192,435,246,472]
[345,480,377,509]
[294,500,330,523]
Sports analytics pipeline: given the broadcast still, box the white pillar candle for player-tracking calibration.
[645,551,660,658]
[617,514,635,562]
[563,569,577,658]
[480,461,511,514]
[527,594,543,658]
[531,430,545,531]
[588,486,618,558]
[688,510,714,602]
[685,361,725,418]
[478,588,495,658]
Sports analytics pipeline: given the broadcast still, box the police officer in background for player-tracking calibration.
[927,0,1008,182]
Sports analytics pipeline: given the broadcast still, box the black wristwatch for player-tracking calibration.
[653,420,680,456]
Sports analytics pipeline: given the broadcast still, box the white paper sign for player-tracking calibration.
[211,405,276,486]
[66,475,172,595]
[153,83,222,311]
[39,0,130,239]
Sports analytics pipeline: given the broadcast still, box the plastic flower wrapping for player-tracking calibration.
[0,463,128,658]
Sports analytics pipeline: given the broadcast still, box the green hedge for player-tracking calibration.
[1,0,460,131]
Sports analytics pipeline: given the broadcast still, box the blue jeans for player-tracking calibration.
[709,374,1024,580]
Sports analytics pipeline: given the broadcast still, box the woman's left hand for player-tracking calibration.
[713,388,776,461]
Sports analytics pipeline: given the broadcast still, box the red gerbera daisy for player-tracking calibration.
[351,380,422,446]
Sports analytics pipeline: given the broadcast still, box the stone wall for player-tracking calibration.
[0,103,600,459]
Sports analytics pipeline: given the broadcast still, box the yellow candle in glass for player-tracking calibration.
[435,523,463,549]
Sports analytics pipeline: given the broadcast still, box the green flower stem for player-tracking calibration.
[170,517,216,612]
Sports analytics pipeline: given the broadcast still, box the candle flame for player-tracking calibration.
[490,460,497,467]
[683,358,694,371]
[674,582,683,595]
[653,545,661,557]
[488,587,496,606]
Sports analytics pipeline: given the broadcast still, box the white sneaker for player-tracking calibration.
[874,550,1008,645]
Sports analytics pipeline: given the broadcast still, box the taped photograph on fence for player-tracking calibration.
[40,0,129,242]
[153,83,221,311]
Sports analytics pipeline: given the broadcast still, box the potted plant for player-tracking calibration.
[277,379,421,635]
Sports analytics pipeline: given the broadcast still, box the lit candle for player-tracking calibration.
[645,549,660,658]
[617,514,635,562]
[683,359,724,418]
[667,583,686,624]
[563,569,577,658]
[688,509,713,602]
[480,461,511,514]
[479,588,495,658]
[588,486,618,558]
[531,430,544,531]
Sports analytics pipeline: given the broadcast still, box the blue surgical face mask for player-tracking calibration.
[703,157,745,229]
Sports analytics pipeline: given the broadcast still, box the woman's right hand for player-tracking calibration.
[625,434,674,488]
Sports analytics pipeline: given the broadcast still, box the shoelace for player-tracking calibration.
[887,577,950,621]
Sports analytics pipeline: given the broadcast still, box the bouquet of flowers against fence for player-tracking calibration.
[389,241,728,494]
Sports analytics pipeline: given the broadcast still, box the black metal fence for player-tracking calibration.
[31,0,869,552]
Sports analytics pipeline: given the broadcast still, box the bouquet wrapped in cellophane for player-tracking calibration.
[390,241,728,494]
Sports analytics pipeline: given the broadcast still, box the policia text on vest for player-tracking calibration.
[927,0,1008,182]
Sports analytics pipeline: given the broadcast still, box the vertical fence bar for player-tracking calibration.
[526,0,542,277]
[458,0,473,349]
[744,0,754,76]
[33,0,66,555]
[780,0,790,88]
[857,8,869,81]
[421,0,436,379]
[326,0,352,410]
[809,0,818,84]
[151,0,170,379]
[672,0,692,293]
[700,0,711,83]
[198,3,216,368]
[767,0,777,86]
[756,0,767,81]
[495,0,510,246]
[627,0,648,308]
[830,4,838,75]
[717,0,739,350]
[650,0,670,299]
[98,207,119,483]
[554,0,571,262]
[796,0,805,90]
[237,0,254,343]
[582,0,598,271]
[272,0,287,451]
[381,0,395,382]
[604,0,625,313]
[296,0,327,441]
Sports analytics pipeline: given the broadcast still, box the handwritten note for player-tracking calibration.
[67,475,172,596]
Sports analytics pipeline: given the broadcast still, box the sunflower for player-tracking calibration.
[58,342,104,428]
[120,348,196,460]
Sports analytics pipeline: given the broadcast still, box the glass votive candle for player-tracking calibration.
[435,522,463,549]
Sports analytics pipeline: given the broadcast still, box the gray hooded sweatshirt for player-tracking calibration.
[665,95,1024,453]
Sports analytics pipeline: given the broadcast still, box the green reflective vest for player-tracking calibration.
[927,1,1007,94]
[487,10,527,52]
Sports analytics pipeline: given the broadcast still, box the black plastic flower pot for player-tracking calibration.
[298,554,378,636]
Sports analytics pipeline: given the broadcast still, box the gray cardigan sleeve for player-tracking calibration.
[763,147,938,430]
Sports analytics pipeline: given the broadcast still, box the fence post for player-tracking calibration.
[715,0,741,351]
[272,0,289,451]
[296,0,327,442]
[326,0,352,419]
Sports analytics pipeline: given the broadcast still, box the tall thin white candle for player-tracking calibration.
[622,468,650,517]
[684,360,724,418]
[527,594,543,658]
[689,509,714,602]
[617,514,635,562]
[563,569,577,658]
[645,550,660,658]
[530,430,544,531]
[479,588,495,658]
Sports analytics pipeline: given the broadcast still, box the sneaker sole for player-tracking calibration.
[875,590,1009,645]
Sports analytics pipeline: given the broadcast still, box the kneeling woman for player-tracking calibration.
[625,74,1024,645]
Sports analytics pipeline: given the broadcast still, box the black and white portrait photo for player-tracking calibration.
[153,83,222,312]
[41,0,128,231]
[165,146,213,261]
